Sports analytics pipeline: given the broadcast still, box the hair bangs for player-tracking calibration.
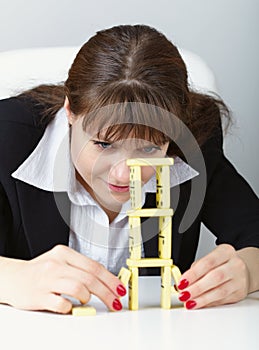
[97,123,170,145]
[81,84,182,142]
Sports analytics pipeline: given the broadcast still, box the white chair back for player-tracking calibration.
[0,46,217,99]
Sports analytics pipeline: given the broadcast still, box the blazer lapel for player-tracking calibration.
[15,180,71,258]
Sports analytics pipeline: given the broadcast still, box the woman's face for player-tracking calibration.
[65,100,169,215]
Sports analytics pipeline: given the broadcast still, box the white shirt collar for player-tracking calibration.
[11,108,199,205]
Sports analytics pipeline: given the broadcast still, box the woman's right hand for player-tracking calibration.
[0,245,126,313]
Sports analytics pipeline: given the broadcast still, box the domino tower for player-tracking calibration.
[118,157,182,310]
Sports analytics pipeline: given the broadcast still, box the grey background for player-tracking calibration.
[0,0,258,257]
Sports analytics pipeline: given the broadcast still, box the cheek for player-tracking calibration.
[70,123,89,164]
[141,166,156,183]
[70,142,94,182]
[73,148,110,181]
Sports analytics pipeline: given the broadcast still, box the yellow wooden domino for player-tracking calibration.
[118,267,131,287]
[156,165,170,208]
[158,216,172,259]
[72,306,96,316]
[127,258,173,268]
[171,265,182,291]
[161,266,172,309]
[129,166,142,209]
[127,158,174,166]
[156,186,170,209]
[128,216,142,259]
[127,208,173,217]
[171,284,179,295]
[129,267,139,310]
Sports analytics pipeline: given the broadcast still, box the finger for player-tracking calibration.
[51,277,91,305]
[178,244,235,289]
[50,246,125,298]
[54,262,123,312]
[184,263,232,299]
[184,279,238,310]
[44,294,73,314]
[73,270,123,311]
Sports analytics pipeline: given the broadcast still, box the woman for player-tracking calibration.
[0,24,258,313]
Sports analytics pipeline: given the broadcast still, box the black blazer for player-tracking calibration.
[0,96,258,274]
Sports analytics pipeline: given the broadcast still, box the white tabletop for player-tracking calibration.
[1,276,258,350]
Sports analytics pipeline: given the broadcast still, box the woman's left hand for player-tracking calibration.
[177,244,250,309]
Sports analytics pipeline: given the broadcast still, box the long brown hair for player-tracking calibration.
[18,24,230,156]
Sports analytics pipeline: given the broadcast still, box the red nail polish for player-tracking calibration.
[178,279,189,290]
[186,300,197,310]
[112,298,122,311]
[117,284,126,297]
[179,291,191,302]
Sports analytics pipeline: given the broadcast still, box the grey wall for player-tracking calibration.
[0,0,258,257]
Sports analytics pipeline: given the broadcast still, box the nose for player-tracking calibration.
[109,159,130,185]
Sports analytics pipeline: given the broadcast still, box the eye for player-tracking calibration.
[93,141,112,150]
[141,146,161,154]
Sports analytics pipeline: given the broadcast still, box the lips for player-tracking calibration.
[108,183,130,193]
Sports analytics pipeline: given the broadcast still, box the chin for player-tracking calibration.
[113,192,130,201]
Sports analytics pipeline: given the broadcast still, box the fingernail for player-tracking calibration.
[186,300,197,310]
[178,279,189,290]
[179,291,191,302]
[117,284,127,297]
[112,298,122,311]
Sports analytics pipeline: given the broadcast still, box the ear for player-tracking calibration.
[64,96,75,125]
